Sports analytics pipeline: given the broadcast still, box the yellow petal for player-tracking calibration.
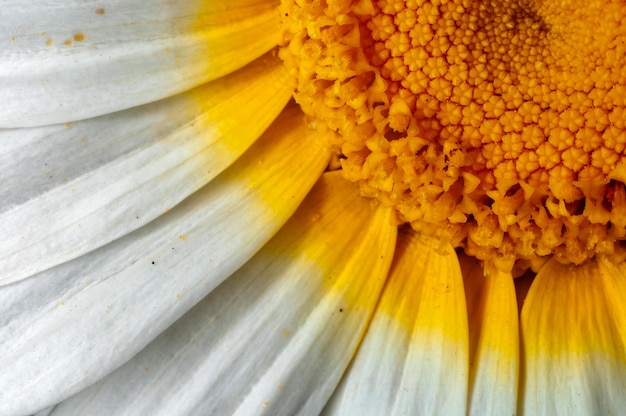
[520,257,626,415]
[461,256,519,416]
[325,231,469,415]
[200,0,283,81]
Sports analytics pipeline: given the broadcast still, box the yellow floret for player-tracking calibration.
[280,0,626,268]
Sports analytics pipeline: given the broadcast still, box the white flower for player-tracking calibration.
[2,1,625,415]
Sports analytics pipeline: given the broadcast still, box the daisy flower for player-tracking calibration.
[1,0,625,415]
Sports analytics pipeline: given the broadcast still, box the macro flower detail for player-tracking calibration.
[0,0,625,415]
[280,0,626,267]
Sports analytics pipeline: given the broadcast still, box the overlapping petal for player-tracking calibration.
[1,0,624,415]
[0,103,328,416]
[46,172,396,416]
[0,0,280,127]
[461,257,519,415]
[324,232,469,415]
[0,52,291,286]
[520,257,626,415]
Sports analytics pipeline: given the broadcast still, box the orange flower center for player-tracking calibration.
[279,0,626,269]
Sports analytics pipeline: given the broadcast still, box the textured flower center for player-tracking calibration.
[279,0,626,269]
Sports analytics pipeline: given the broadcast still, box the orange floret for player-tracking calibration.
[280,0,626,268]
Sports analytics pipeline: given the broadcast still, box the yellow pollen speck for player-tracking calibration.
[178,235,186,240]
[73,33,85,42]
[63,39,72,47]
[280,0,626,268]
[45,39,53,47]
[95,8,105,15]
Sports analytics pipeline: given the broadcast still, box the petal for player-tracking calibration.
[324,231,469,415]
[0,103,329,416]
[48,172,397,416]
[460,257,519,416]
[520,257,626,415]
[0,0,281,127]
[0,52,291,286]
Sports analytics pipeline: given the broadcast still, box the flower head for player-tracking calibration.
[1,0,625,415]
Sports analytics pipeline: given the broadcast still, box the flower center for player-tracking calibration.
[279,0,626,269]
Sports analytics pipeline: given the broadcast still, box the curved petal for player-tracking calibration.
[520,257,626,415]
[0,104,329,416]
[47,172,396,416]
[461,257,519,416]
[0,52,291,286]
[324,231,469,415]
[0,0,281,127]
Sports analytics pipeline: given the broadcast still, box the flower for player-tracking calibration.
[1,0,625,415]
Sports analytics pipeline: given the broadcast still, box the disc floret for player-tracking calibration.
[280,0,626,268]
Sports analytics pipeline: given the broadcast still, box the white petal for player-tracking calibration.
[0,104,329,416]
[324,232,469,415]
[32,408,55,416]
[461,257,519,416]
[0,0,281,127]
[0,52,291,286]
[520,257,626,415]
[47,172,397,416]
